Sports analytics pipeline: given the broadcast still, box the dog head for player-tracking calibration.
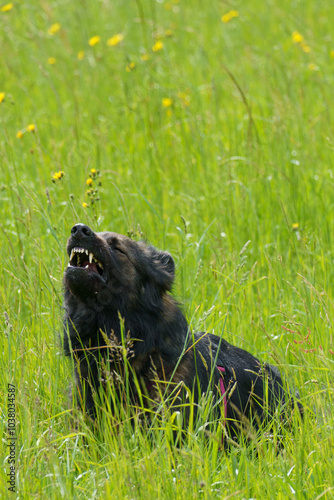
[64,223,175,311]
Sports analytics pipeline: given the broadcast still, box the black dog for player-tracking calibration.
[63,223,301,440]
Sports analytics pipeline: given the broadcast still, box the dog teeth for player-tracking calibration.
[73,247,85,253]
[68,246,104,273]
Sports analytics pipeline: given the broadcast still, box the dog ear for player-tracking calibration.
[146,247,175,291]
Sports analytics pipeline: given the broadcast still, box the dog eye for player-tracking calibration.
[114,247,126,255]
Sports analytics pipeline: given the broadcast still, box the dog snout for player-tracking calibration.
[71,223,94,238]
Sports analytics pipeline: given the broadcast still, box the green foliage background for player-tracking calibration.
[1,0,333,498]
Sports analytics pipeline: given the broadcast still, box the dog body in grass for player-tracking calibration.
[63,223,299,439]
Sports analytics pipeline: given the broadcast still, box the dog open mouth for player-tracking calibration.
[68,246,104,276]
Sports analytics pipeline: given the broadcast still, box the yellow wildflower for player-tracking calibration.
[308,62,318,71]
[77,50,85,60]
[221,10,239,23]
[107,33,124,46]
[89,36,100,47]
[48,57,56,65]
[47,23,61,35]
[301,43,311,53]
[82,202,89,208]
[140,53,150,61]
[292,31,303,44]
[26,124,35,132]
[0,92,5,104]
[1,3,13,12]
[52,170,64,182]
[152,40,163,52]
[16,130,23,139]
[91,168,97,175]
[126,61,136,72]
[162,98,173,107]
[292,223,299,230]
[165,29,173,37]
[86,178,93,186]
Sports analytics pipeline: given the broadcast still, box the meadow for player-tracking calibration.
[1,0,334,498]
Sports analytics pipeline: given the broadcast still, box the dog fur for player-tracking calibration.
[63,223,301,440]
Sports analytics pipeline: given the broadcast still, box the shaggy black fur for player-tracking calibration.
[63,223,301,440]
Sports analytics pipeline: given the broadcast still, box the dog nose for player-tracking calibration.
[71,223,93,238]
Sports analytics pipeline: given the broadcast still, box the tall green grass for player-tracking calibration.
[1,0,334,498]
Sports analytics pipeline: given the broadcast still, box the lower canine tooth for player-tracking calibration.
[89,252,93,263]
[70,249,75,261]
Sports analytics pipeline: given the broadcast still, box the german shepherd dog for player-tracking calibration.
[63,223,301,441]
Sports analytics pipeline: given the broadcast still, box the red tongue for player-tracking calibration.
[82,261,99,273]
